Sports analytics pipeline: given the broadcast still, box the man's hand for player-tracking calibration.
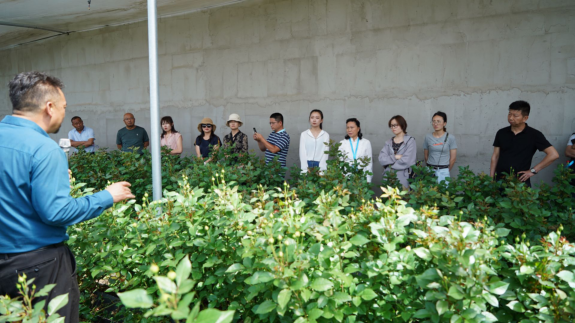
[395,154,402,160]
[253,133,262,142]
[517,170,535,182]
[105,182,135,202]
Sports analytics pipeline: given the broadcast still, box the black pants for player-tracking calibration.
[0,244,79,323]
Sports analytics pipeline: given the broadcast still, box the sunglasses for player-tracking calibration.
[201,124,213,128]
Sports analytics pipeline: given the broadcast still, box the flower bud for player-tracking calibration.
[205,226,209,231]
[167,271,177,281]
[279,251,284,257]
[269,237,275,244]
[150,264,159,274]
[295,231,300,237]
[405,246,411,251]
[277,235,283,241]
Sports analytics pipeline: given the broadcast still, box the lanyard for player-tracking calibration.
[349,138,360,160]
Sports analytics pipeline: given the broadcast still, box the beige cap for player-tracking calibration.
[197,117,216,133]
[226,113,243,127]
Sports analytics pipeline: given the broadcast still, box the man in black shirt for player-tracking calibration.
[490,100,559,187]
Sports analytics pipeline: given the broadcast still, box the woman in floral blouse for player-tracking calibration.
[222,113,248,161]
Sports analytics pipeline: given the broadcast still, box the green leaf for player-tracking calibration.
[36,284,56,297]
[47,294,69,315]
[448,285,465,300]
[254,300,276,314]
[245,271,275,285]
[413,309,430,319]
[436,300,448,316]
[225,263,245,273]
[494,228,511,237]
[118,289,153,308]
[278,289,291,309]
[506,300,526,313]
[291,273,309,290]
[482,291,499,307]
[488,281,509,295]
[308,308,323,320]
[155,276,177,294]
[557,270,575,283]
[311,278,334,292]
[360,288,377,301]
[350,234,370,246]
[332,292,351,304]
[176,255,192,286]
[413,248,432,261]
[195,309,235,323]
[520,265,534,275]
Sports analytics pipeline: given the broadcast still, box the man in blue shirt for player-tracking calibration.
[68,116,98,153]
[0,71,134,321]
[254,112,290,168]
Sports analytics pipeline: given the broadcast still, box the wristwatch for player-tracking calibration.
[530,168,537,174]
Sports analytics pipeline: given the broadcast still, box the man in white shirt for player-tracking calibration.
[68,116,97,153]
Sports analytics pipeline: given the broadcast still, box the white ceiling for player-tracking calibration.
[0,0,241,49]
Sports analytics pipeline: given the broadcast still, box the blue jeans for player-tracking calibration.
[434,168,451,184]
[307,160,320,168]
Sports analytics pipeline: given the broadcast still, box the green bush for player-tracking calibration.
[383,164,575,242]
[69,145,285,201]
[67,173,575,322]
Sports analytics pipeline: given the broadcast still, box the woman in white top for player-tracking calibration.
[423,111,457,184]
[338,118,373,182]
[160,116,183,155]
[299,109,330,173]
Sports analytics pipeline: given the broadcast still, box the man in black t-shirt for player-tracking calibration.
[565,133,575,189]
[490,101,559,187]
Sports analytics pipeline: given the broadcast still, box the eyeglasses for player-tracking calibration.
[389,124,400,128]
[201,124,212,128]
[431,121,443,125]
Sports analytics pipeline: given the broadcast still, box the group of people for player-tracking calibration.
[69,101,568,191]
[1,71,573,322]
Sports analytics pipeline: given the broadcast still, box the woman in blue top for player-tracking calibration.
[423,111,457,184]
[195,117,221,163]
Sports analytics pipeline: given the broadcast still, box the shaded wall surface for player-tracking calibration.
[1,0,574,186]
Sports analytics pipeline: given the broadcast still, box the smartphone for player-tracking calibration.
[253,128,257,133]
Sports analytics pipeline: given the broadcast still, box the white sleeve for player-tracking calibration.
[568,135,575,146]
[299,132,307,173]
[319,133,330,171]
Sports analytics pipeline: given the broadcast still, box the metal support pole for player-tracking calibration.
[147,0,162,201]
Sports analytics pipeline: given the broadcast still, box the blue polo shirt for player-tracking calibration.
[68,126,98,153]
[0,116,114,253]
[265,129,290,167]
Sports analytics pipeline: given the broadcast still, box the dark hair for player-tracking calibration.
[270,113,284,125]
[345,118,363,139]
[432,111,447,132]
[309,109,324,129]
[388,115,408,134]
[509,100,530,116]
[161,116,179,139]
[9,71,64,113]
[71,116,82,123]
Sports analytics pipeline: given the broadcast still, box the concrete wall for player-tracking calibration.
[1,0,574,187]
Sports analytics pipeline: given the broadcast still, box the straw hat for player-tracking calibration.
[226,113,243,127]
[197,117,216,133]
